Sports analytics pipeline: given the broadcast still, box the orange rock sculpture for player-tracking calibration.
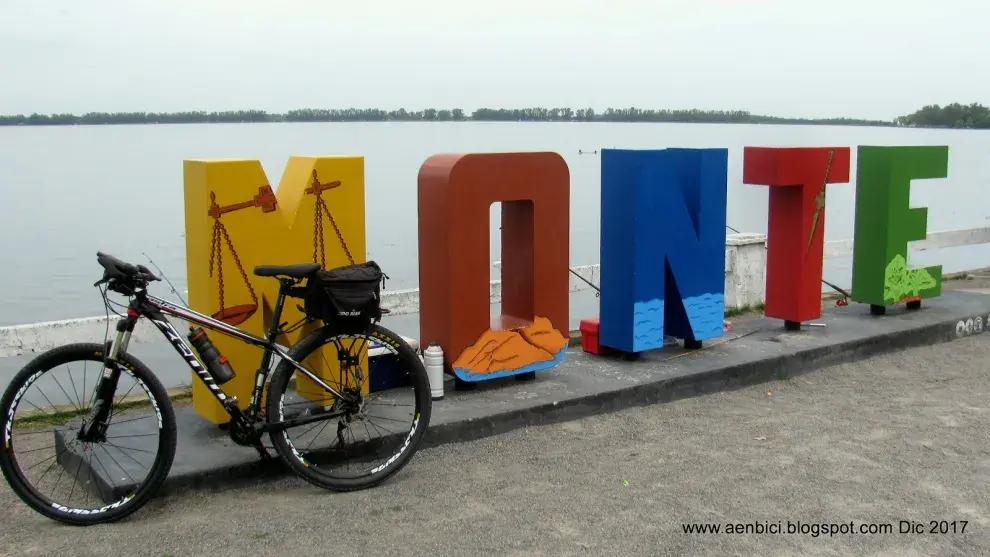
[452,316,569,380]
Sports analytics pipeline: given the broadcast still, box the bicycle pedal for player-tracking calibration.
[223,396,239,410]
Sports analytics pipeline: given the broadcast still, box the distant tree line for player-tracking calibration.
[0,103,986,128]
[894,103,990,129]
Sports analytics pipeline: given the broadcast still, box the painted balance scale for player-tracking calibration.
[206,185,277,326]
[205,169,412,395]
[206,170,352,327]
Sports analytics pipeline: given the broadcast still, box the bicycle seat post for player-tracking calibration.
[261,276,295,341]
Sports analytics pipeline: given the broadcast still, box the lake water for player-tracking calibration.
[2,122,990,328]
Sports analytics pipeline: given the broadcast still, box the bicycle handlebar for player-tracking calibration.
[95,251,160,293]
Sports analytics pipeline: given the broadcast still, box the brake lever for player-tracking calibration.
[136,264,161,282]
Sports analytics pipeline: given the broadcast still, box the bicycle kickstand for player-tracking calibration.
[253,440,273,460]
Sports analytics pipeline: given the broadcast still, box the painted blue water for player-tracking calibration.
[632,298,665,352]
[681,292,726,340]
[630,292,724,351]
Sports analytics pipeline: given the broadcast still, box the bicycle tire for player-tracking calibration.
[0,343,177,525]
[266,324,432,492]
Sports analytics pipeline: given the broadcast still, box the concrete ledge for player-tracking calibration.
[57,289,990,499]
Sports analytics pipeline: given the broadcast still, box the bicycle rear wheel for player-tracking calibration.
[0,343,177,525]
[266,324,431,491]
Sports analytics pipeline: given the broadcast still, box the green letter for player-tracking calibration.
[851,145,947,307]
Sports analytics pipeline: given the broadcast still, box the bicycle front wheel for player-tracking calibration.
[0,343,177,525]
[267,324,431,492]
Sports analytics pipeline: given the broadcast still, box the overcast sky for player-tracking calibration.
[0,0,985,120]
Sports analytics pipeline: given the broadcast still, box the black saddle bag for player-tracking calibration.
[303,261,385,330]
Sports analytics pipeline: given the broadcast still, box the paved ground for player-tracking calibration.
[2,334,990,556]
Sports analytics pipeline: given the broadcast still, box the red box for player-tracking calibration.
[580,318,603,355]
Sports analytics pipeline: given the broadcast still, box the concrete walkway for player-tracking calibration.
[3,329,989,556]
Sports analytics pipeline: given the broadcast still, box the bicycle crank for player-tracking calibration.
[223,397,272,459]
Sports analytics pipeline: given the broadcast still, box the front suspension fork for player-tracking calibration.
[78,315,136,442]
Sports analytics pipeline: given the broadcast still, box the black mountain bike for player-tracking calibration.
[0,252,432,525]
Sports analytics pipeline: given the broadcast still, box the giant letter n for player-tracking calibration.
[599,148,728,353]
[418,152,570,382]
[743,147,851,325]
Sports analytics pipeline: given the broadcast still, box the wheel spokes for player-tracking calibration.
[6,358,163,512]
[278,332,420,479]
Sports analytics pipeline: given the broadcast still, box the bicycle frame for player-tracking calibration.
[82,278,352,442]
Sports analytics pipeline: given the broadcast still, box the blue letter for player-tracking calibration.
[599,148,728,353]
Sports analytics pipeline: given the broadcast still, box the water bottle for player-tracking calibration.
[187,327,236,384]
[424,343,444,400]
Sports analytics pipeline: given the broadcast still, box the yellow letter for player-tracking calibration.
[183,156,366,424]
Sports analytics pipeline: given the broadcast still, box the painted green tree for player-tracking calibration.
[883,254,938,302]
[850,146,947,306]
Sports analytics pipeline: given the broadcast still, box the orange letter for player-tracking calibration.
[418,152,570,383]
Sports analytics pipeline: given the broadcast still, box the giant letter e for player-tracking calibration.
[851,145,948,310]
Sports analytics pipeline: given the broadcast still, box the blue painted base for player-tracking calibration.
[453,345,568,382]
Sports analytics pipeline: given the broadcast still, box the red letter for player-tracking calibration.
[743,147,851,326]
